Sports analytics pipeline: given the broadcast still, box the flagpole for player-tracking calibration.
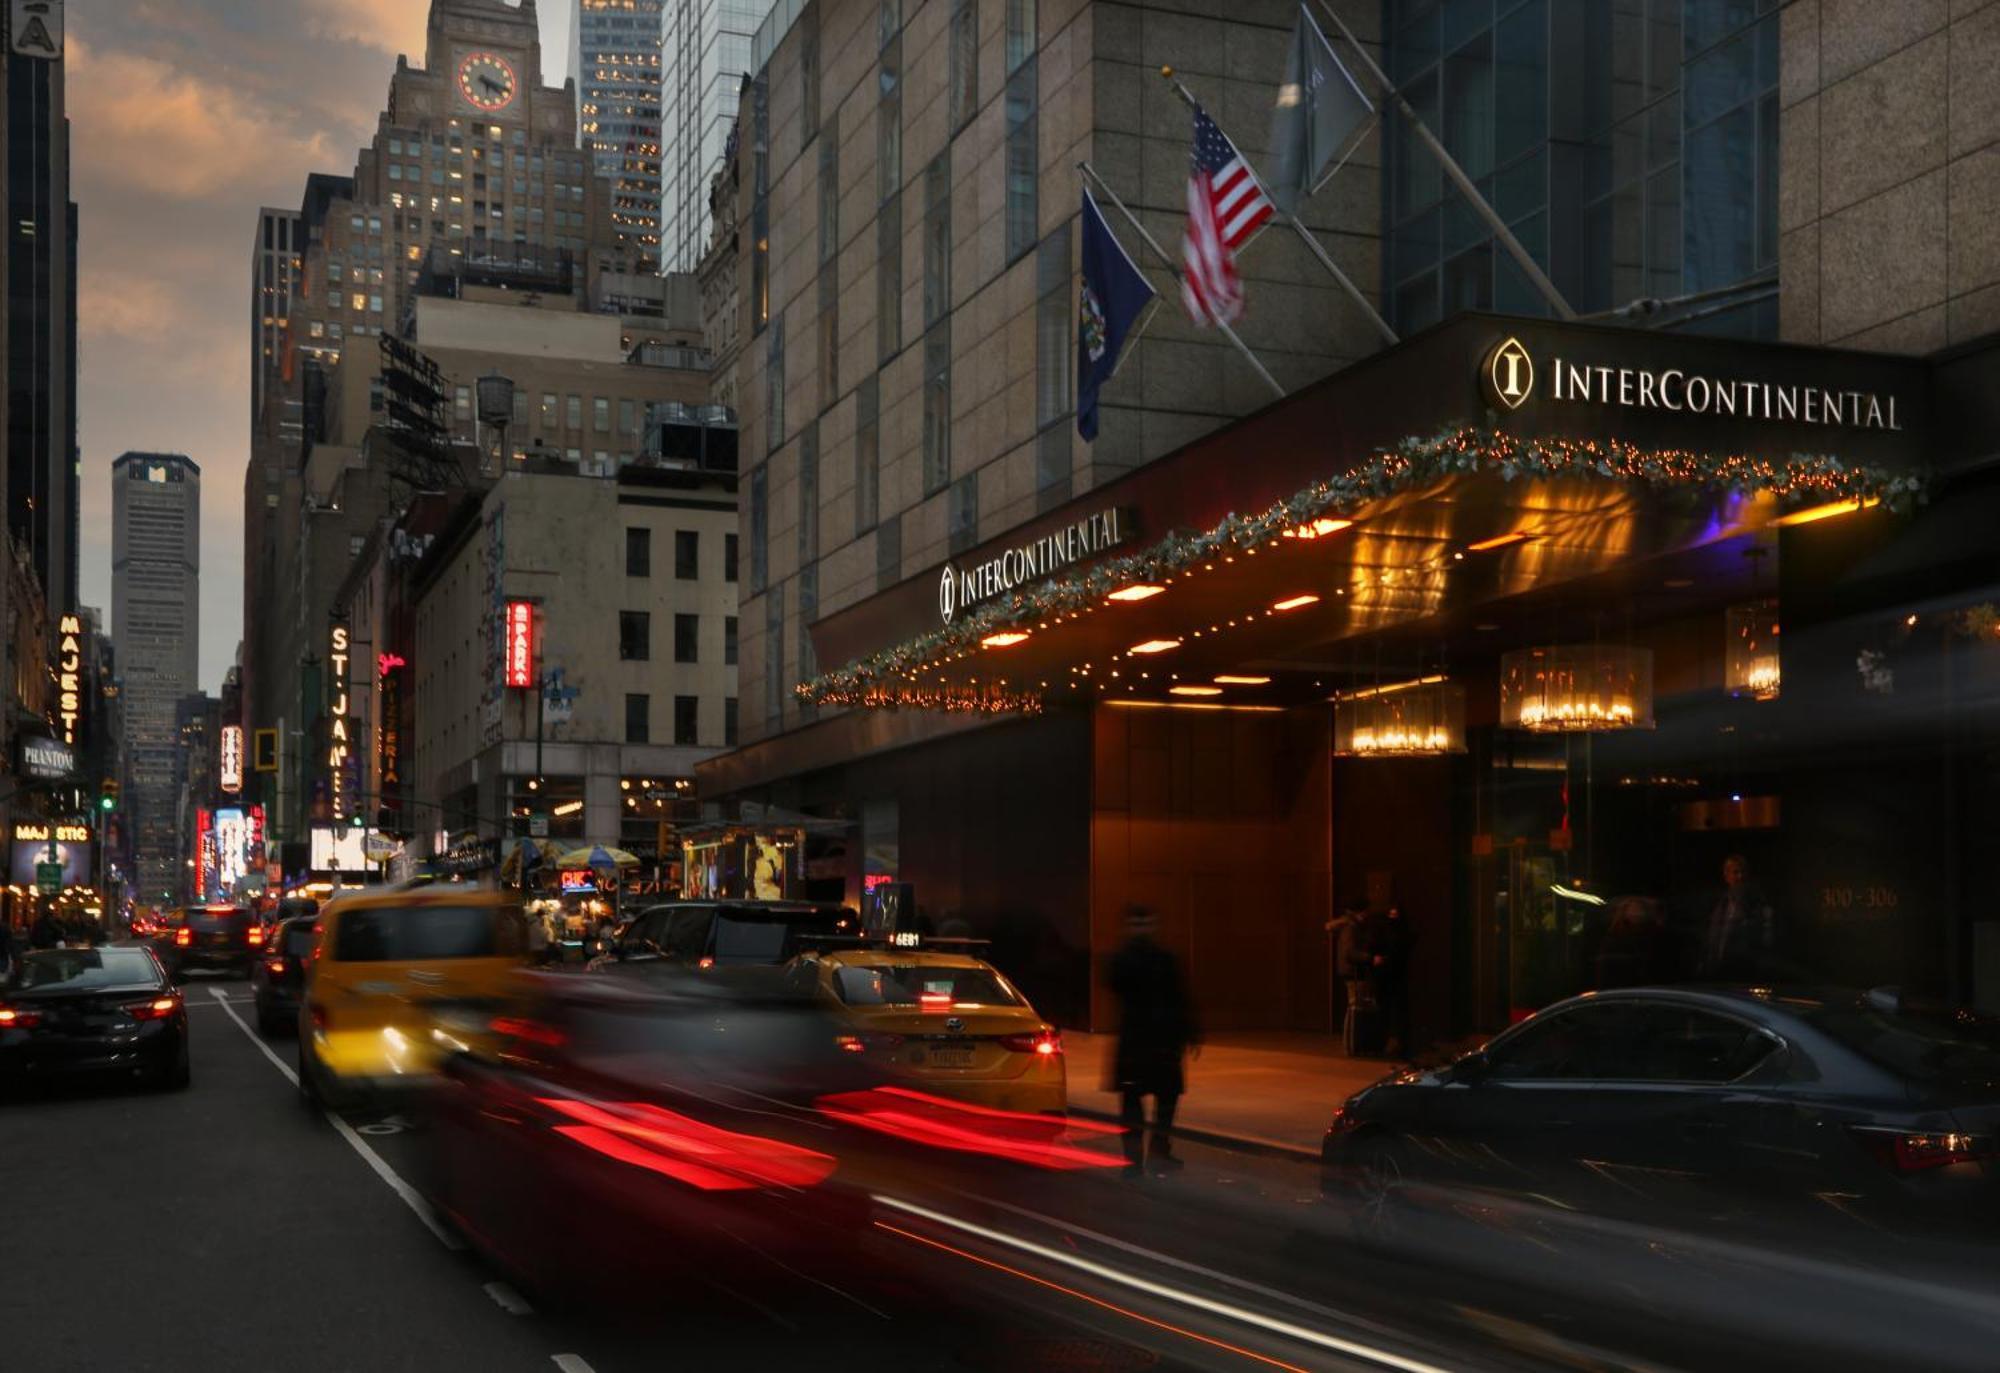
[1309,0,1576,321]
[1159,68,1397,347]
[1077,162,1287,399]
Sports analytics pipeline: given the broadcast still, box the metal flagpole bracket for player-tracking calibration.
[1311,0,1576,321]
[1157,68,1397,347]
[1077,161,1287,399]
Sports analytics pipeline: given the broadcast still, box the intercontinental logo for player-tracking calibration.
[1479,335,1904,432]
[937,507,1132,624]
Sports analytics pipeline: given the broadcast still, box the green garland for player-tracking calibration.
[799,423,1925,709]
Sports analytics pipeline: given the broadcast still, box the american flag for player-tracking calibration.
[1181,105,1274,326]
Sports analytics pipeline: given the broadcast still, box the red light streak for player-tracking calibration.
[816,1088,1124,1170]
[537,1097,838,1190]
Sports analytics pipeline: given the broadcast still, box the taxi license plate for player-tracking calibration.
[926,1048,975,1068]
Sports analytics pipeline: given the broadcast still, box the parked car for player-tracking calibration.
[1321,986,2000,1245]
[250,913,320,1036]
[161,905,260,977]
[606,900,853,974]
[0,946,189,1090]
[297,888,528,1106]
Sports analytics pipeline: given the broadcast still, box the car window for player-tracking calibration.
[712,916,789,965]
[1807,1001,2000,1085]
[623,910,668,950]
[1606,1005,1777,1083]
[12,949,161,990]
[663,908,711,959]
[1485,1005,1631,1081]
[189,908,246,929]
[281,924,317,957]
[330,905,506,962]
[831,964,1021,1007]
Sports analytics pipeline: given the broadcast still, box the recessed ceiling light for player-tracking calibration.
[1108,584,1165,603]
[1128,639,1181,655]
[1271,594,1320,612]
[981,631,1030,648]
[1213,674,1271,685]
[1169,685,1223,696]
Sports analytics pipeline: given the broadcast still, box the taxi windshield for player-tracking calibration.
[832,963,1020,1007]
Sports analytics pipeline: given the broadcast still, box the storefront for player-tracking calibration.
[701,313,2000,1043]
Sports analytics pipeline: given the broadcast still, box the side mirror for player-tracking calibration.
[1451,1051,1491,1084]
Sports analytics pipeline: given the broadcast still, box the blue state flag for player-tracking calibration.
[1077,186,1156,442]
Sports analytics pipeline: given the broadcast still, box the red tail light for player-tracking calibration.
[696,956,714,970]
[174,927,192,947]
[1852,1126,1990,1172]
[835,1034,866,1053]
[265,958,287,976]
[490,1016,565,1048]
[998,1029,1062,1056]
[309,1004,329,1032]
[126,996,180,1021]
[919,992,953,1012]
[0,1006,42,1028]
[247,925,265,944]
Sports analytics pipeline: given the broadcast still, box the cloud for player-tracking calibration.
[302,0,433,56]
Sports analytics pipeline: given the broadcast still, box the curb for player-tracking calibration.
[1070,1106,1322,1163]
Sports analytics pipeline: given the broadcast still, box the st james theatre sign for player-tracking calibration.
[1484,334,1905,432]
[938,507,1131,624]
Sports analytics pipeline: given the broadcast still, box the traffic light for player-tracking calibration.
[99,779,119,812]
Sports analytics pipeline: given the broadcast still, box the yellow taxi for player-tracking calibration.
[297,885,529,1104]
[799,946,1066,1114]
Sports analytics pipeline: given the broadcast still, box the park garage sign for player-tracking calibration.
[937,507,1132,624]
[1484,335,1906,432]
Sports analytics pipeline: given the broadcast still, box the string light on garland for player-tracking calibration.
[798,423,1924,712]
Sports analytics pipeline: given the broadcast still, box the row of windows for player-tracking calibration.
[623,693,737,747]
[623,527,737,581]
[617,611,738,665]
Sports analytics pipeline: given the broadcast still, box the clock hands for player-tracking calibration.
[478,73,508,98]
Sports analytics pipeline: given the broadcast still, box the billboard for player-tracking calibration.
[310,824,372,874]
[9,821,91,888]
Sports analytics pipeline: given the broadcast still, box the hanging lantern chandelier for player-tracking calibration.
[1334,679,1467,756]
[1499,645,1654,732]
[1725,600,1781,700]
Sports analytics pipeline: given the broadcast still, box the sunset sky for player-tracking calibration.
[71,0,574,691]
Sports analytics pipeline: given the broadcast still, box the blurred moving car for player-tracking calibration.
[298,888,528,1105]
[161,904,259,977]
[798,947,1066,1114]
[0,946,189,1090]
[1322,986,2000,1242]
[250,912,321,1036]
[607,900,852,973]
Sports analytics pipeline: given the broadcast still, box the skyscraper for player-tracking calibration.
[250,207,300,428]
[660,0,774,272]
[2,0,76,609]
[576,0,664,269]
[112,452,200,905]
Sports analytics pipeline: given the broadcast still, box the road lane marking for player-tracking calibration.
[551,1357,597,1373]
[871,1194,1453,1373]
[209,987,464,1252]
[484,1281,534,1315]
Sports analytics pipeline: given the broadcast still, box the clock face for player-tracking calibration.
[457,51,519,113]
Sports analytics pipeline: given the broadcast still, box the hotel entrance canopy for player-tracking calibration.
[803,314,1931,715]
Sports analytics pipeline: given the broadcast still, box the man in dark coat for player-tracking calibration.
[29,909,59,950]
[1698,854,1775,981]
[1107,905,1201,1177]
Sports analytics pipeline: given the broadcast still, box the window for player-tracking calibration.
[797,567,819,720]
[540,392,557,428]
[625,527,651,577]
[351,292,368,311]
[922,324,950,494]
[1035,224,1074,428]
[1005,62,1039,260]
[593,397,610,432]
[674,613,699,664]
[878,36,902,204]
[725,532,739,584]
[949,0,979,132]
[800,5,821,143]
[566,394,582,430]
[877,193,902,361]
[854,373,880,535]
[1036,428,1071,511]
[370,293,383,314]
[876,513,902,592]
[765,316,785,451]
[923,150,950,326]
[818,265,839,413]
[1007,0,1036,71]
[948,472,978,554]
[797,421,819,564]
[748,470,768,593]
[674,695,699,746]
[625,693,650,744]
[674,530,699,580]
[619,610,651,661]
[725,697,739,747]
[818,111,839,264]
[724,616,738,666]
[765,594,785,723]
[454,386,471,420]
[512,389,528,427]
[619,398,636,435]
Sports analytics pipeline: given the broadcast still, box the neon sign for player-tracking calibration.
[55,613,82,744]
[328,624,351,774]
[219,724,244,794]
[505,601,534,688]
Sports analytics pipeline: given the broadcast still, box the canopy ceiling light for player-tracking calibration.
[1334,680,1467,756]
[1499,644,1654,732]
[1725,600,1780,700]
[981,631,1030,648]
[1282,517,1353,541]
[1128,639,1182,655]
[1107,584,1165,603]
[1272,594,1320,612]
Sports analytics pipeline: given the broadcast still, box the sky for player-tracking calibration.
[71,0,574,694]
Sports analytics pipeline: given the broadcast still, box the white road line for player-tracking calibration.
[209,987,464,1252]
[483,1281,535,1316]
[551,1356,597,1373]
[872,1193,1454,1373]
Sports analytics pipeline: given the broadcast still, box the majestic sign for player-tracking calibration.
[937,507,1132,624]
[17,735,73,781]
[219,724,244,794]
[505,601,535,688]
[10,1,61,59]
[1482,335,1905,432]
[54,613,82,745]
[13,822,88,845]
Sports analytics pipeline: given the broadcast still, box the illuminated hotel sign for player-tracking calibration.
[219,724,244,794]
[505,601,535,687]
[327,623,351,775]
[55,613,82,744]
[938,507,1131,624]
[1483,335,1905,432]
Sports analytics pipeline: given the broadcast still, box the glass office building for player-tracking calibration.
[577,0,667,270]
[1384,0,1779,338]
[661,0,775,272]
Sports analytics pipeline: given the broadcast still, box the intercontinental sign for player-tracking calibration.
[938,507,1131,624]
[1484,336,1905,432]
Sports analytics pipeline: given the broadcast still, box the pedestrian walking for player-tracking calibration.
[1332,896,1379,1055]
[1106,904,1201,1179]
[1374,903,1415,1058]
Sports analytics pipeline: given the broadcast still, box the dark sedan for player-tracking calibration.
[0,946,190,1090]
[606,900,854,975]
[250,913,319,1036]
[1322,986,2000,1246]
[163,904,260,977]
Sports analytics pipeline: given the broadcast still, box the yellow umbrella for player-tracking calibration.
[554,845,641,869]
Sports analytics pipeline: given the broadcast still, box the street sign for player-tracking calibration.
[36,860,63,894]
[529,815,549,837]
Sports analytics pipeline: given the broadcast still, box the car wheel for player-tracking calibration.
[152,1042,191,1092]
[1326,1134,1410,1242]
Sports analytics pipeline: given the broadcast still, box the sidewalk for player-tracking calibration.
[1062,1030,1394,1157]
